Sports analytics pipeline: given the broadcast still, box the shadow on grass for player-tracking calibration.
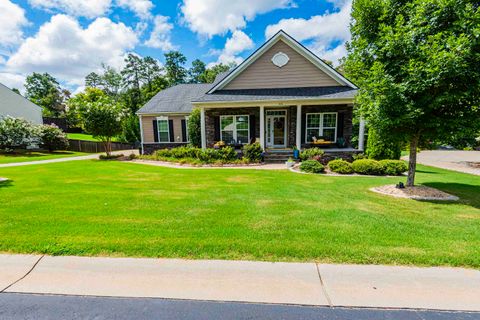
[0,150,75,159]
[416,169,440,174]
[423,182,480,209]
[0,179,13,189]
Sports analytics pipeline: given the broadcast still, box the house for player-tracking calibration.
[137,30,366,159]
[0,83,43,124]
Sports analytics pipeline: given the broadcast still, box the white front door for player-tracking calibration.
[265,110,287,148]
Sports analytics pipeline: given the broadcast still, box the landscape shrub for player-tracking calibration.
[188,108,201,147]
[152,146,237,163]
[366,127,402,160]
[328,159,354,174]
[99,154,123,160]
[242,143,263,162]
[351,159,385,175]
[379,160,408,176]
[300,160,325,173]
[299,148,324,161]
[39,124,69,152]
[0,116,38,152]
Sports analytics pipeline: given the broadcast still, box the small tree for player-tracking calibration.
[39,124,69,152]
[0,117,38,152]
[344,0,480,186]
[188,108,201,147]
[121,114,140,144]
[80,98,124,156]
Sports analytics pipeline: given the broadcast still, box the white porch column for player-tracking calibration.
[259,105,265,150]
[200,107,206,149]
[358,117,366,151]
[296,104,302,150]
[138,115,144,154]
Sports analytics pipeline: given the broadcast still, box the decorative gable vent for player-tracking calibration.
[271,52,290,68]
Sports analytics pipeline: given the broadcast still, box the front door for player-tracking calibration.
[266,110,287,148]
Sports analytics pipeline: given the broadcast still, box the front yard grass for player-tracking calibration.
[0,160,479,268]
[0,150,87,164]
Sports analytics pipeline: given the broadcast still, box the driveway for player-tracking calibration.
[403,150,480,175]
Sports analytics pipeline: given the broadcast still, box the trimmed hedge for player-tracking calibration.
[351,159,385,175]
[153,146,238,163]
[380,160,408,176]
[328,159,353,174]
[300,160,325,173]
[299,148,324,161]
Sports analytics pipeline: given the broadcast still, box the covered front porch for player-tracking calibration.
[196,102,366,154]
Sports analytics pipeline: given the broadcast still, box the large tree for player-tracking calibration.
[121,54,145,111]
[25,72,66,117]
[188,59,206,83]
[164,51,187,86]
[85,72,103,88]
[101,64,123,98]
[344,0,480,186]
[201,63,233,83]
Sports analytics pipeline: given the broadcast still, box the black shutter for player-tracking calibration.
[249,115,255,143]
[181,119,187,142]
[337,113,344,138]
[301,113,306,145]
[214,116,220,141]
[169,120,174,142]
[153,120,159,142]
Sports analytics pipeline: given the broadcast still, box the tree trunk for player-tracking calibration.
[406,135,419,187]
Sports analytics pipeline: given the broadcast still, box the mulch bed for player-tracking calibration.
[370,185,459,201]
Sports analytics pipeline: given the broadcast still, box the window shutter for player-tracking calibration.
[214,116,220,141]
[153,120,159,142]
[249,115,255,143]
[301,114,306,144]
[337,113,344,138]
[181,119,187,142]
[169,120,174,142]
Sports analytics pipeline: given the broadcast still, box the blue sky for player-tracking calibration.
[0,0,351,92]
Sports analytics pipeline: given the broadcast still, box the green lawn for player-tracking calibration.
[0,151,87,164]
[0,160,479,268]
[67,133,123,142]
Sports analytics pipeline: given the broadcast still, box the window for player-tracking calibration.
[220,115,250,144]
[156,117,170,142]
[305,113,337,143]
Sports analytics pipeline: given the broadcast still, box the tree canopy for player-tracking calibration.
[344,0,480,185]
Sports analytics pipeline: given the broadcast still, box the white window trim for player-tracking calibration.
[220,115,250,144]
[156,116,170,143]
[305,112,338,144]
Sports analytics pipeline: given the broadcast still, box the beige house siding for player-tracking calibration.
[141,115,187,143]
[223,40,340,90]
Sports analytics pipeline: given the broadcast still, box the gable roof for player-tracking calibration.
[207,30,357,93]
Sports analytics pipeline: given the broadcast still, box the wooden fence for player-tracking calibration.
[68,139,136,153]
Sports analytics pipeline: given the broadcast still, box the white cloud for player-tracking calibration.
[210,30,254,66]
[0,72,25,91]
[144,15,176,51]
[28,0,112,19]
[5,15,138,86]
[181,0,294,37]
[265,0,351,65]
[116,0,153,19]
[0,0,29,49]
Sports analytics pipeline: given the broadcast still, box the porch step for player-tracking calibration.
[264,149,295,163]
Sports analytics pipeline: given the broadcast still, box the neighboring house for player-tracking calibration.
[0,83,43,124]
[137,30,366,158]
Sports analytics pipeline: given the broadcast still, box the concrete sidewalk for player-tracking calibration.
[0,150,138,168]
[1,254,479,312]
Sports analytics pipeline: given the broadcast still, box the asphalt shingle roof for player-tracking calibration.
[137,76,356,114]
[193,86,357,103]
